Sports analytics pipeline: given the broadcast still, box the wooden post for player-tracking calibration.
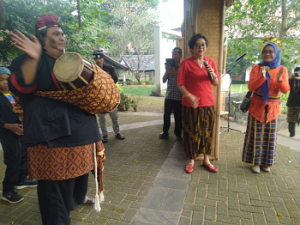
[223,44,228,74]
[182,0,227,160]
[176,37,185,59]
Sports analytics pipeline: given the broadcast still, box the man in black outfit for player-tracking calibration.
[93,50,125,143]
[287,67,300,138]
[9,15,103,224]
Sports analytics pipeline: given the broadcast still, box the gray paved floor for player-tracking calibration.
[0,113,299,225]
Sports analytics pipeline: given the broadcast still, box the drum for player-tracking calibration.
[53,52,94,90]
[36,61,120,114]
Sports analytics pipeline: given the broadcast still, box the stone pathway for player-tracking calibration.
[0,112,299,225]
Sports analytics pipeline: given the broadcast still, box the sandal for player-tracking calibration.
[202,162,218,173]
[186,163,194,173]
[83,196,94,205]
[102,136,108,143]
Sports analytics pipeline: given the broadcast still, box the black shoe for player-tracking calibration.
[102,135,108,143]
[115,133,125,140]
[1,191,23,204]
[17,178,38,189]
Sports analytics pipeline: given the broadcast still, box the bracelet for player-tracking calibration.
[213,76,218,80]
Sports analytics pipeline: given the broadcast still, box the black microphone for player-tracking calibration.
[203,61,214,81]
[235,52,247,61]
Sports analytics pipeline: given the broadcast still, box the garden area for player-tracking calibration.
[117,84,164,113]
[118,83,290,115]
[117,83,251,114]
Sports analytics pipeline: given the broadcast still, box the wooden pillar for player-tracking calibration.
[176,37,185,59]
[182,0,226,160]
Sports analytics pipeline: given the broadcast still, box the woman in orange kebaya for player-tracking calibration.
[242,38,290,173]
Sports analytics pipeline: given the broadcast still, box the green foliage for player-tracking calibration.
[118,92,131,111]
[117,83,142,111]
[225,0,300,72]
[150,84,162,97]
[130,95,141,111]
[231,80,246,84]
[0,0,107,59]
[99,0,159,83]
[281,92,290,114]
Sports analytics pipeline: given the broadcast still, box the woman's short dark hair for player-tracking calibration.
[188,33,208,49]
[35,28,48,47]
[294,67,300,72]
[173,47,182,55]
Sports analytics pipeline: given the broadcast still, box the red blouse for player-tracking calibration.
[177,56,219,107]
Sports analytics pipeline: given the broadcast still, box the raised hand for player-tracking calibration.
[10,29,42,60]
[260,66,266,78]
[205,64,214,74]
[277,66,285,82]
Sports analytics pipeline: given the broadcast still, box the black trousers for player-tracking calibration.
[2,135,28,194]
[289,122,296,137]
[163,99,182,137]
[38,173,89,225]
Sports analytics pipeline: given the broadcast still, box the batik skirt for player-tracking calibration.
[287,106,300,124]
[27,141,106,193]
[182,105,215,159]
[242,110,278,167]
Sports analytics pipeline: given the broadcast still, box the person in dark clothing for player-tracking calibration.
[93,50,125,143]
[287,67,300,137]
[159,47,183,141]
[8,15,104,224]
[0,67,37,204]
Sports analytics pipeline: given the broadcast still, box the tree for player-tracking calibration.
[0,0,107,59]
[99,0,159,84]
[225,0,300,72]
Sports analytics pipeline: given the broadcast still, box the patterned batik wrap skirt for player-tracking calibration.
[242,108,279,167]
[287,106,300,124]
[182,105,215,159]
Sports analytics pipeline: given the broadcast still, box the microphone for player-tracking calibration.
[203,61,214,81]
[235,52,247,61]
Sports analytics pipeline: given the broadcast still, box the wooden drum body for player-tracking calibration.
[53,52,94,90]
[37,52,120,114]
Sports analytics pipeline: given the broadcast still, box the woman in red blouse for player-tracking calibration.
[177,34,219,173]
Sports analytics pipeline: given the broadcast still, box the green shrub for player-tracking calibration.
[130,96,141,112]
[150,85,162,97]
[145,80,154,85]
[118,92,131,111]
[281,92,290,114]
[231,80,246,84]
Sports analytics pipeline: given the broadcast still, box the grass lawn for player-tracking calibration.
[125,96,165,113]
[121,83,249,96]
[230,84,249,93]
[121,85,155,96]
